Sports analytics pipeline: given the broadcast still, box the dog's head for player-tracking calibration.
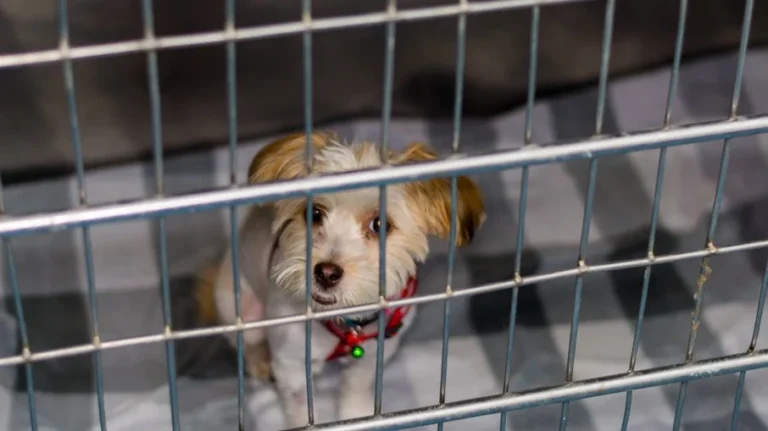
[248,132,485,309]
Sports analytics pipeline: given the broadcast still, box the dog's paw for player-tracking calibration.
[245,341,274,381]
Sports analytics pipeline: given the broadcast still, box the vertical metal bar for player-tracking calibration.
[673,2,752,428]
[436,4,467,431]
[730,0,754,119]
[226,0,239,187]
[0,177,38,430]
[374,0,397,417]
[142,0,164,195]
[558,159,598,431]
[672,139,730,430]
[748,263,768,353]
[141,1,180,429]
[224,1,245,429]
[560,1,614,428]
[499,5,539,430]
[663,0,689,129]
[57,0,109,429]
[731,257,768,430]
[621,2,687,429]
[594,0,616,137]
[730,371,747,431]
[302,0,316,425]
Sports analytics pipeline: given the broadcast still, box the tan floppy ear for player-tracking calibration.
[395,142,485,247]
[247,131,334,184]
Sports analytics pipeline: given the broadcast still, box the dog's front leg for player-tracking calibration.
[272,355,313,428]
[338,337,400,421]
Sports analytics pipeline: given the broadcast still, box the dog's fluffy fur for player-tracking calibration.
[195,132,484,427]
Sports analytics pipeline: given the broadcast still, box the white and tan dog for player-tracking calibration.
[196,132,484,428]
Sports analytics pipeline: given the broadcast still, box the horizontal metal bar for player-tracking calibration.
[0,114,767,238]
[0,0,592,70]
[283,349,768,431]
[1,237,766,368]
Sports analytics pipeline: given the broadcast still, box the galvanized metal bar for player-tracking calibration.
[0,177,38,431]
[223,0,246,428]
[558,158,598,431]
[662,0,689,129]
[748,261,768,353]
[621,1,687,428]
[224,0,246,428]
[673,138,731,430]
[730,0,754,119]
[302,0,317,425]
[673,2,753,426]
[374,0,398,417]
[284,349,768,431]
[3,241,39,430]
[437,5,467,429]
[141,1,180,429]
[593,0,616,136]
[143,1,164,195]
[226,0,239,187]
[4,236,768,369]
[560,1,614,426]
[0,0,595,70]
[730,371,747,431]
[730,256,768,430]
[499,5,540,430]
[57,0,109,428]
[0,115,766,238]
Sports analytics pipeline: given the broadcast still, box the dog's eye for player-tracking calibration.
[369,216,389,235]
[310,205,325,225]
[369,217,381,234]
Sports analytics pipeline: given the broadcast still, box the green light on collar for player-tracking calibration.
[351,345,365,359]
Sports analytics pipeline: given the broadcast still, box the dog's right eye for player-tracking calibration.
[310,205,325,225]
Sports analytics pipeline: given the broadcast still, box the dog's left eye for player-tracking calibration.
[369,216,390,235]
[310,205,325,225]
[369,217,381,234]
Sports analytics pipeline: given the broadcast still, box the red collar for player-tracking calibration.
[323,275,418,361]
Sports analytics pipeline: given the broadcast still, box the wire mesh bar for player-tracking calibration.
[4,236,768,369]
[499,5,540,429]
[0,0,592,70]
[57,0,109,428]
[0,174,38,429]
[593,0,616,136]
[223,0,246,428]
[436,4,468,429]
[141,1,181,429]
[558,158,598,431]
[662,0,689,129]
[672,137,731,431]
[283,349,768,431]
[2,241,38,431]
[731,257,768,430]
[226,0,239,187]
[672,2,753,427]
[748,264,768,353]
[620,1,687,428]
[0,115,767,239]
[302,0,317,425]
[373,0,398,417]
[559,1,614,427]
[730,0,754,119]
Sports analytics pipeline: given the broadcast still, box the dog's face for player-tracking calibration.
[248,132,485,310]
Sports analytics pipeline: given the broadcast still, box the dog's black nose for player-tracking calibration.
[313,262,344,288]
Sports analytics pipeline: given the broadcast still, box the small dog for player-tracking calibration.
[195,132,484,428]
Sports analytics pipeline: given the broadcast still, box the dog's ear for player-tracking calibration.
[248,132,333,184]
[395,142,485,247]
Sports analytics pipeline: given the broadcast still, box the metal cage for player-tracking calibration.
[0,0,766,430]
